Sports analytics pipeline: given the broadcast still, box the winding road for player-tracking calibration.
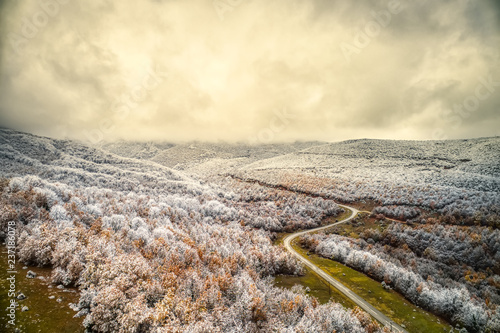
[283,204,408,333]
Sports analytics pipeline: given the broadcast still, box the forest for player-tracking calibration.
[0,129,387,332]
[1,128,499,332]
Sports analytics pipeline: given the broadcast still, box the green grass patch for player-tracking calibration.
[320,208,354,227]
[343,200,379,213]
[274,267,358,308]
[325,213,387,239]
[0,248,84,332]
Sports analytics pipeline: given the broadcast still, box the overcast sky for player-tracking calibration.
[0,0,499,144]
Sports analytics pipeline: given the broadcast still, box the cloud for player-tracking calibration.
[0,0,499,143]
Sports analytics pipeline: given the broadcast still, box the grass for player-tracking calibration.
[342,199,379,213]
[291,240,453,333]
[324,213,387,239]
[320,208,355,227]
[0,248,84,332]
[274,267,358,308]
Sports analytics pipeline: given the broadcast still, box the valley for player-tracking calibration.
[0,129,499,332]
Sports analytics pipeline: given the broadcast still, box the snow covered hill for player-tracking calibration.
[0,128,202,194]
[233,137,500,223]
[94,135,500,223]
[98,140,320,174]
[241,137,500,179]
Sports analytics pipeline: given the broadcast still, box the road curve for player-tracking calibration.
[283,204,408,333]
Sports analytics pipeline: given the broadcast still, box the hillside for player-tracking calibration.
[98,141,321,174]
[95,136,500,223]
[0,129,201,194]
[233,138,500,224]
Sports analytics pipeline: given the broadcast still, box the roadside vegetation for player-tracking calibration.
[300,215,500,332]
[292,237,452,333]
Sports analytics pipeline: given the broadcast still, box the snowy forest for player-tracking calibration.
[1,128,500,332]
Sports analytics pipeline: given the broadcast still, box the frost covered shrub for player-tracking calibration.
[17,224,57,266]
[51,267,73,286]
[130,217,146,230]
[372,205,420,220]
[102,214,126,232]
[33,187,59,207]
[201,200,237,220]
[49,204,68,220]
[152,226,172,240]
[50,234,86,286]
[80,254,156,332]
[83,204,102,217]
[148,206,161,219]
[129,226,152,244]
[69,196,85,211]
[8,175,43,192]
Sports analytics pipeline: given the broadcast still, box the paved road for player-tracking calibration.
[283,204,408,333]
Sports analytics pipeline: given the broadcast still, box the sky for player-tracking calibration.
[0,0,499,144]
